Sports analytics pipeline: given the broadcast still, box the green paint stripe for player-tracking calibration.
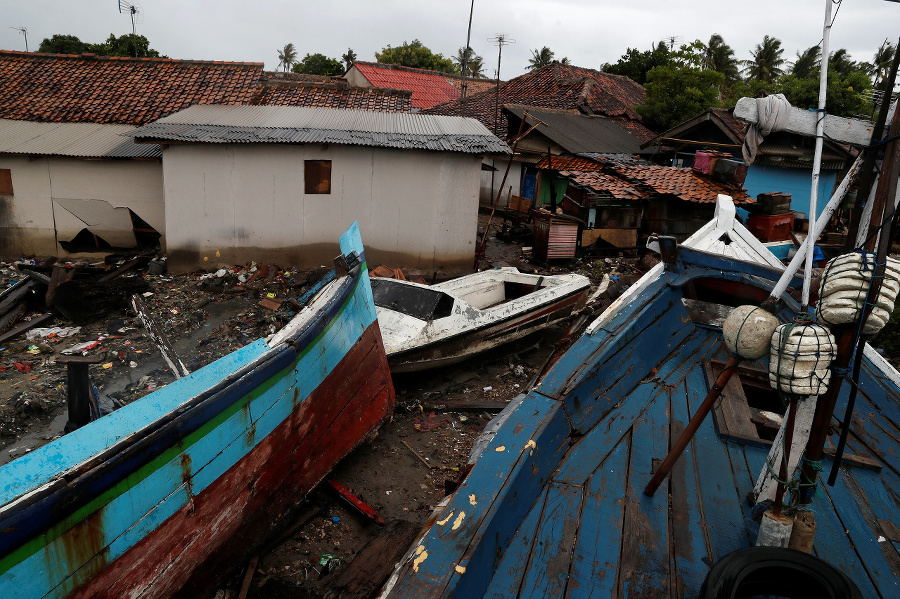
[0,268,367,576]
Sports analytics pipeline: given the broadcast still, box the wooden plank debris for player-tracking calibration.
[734,97,874,146]
[0,313,54,345]
[237,555,259,599]
[324,519,421,599]
[98,257,148,283]
[130,294,190,379]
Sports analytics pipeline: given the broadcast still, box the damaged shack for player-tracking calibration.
[128,105,509,272]
[532,154,753,248]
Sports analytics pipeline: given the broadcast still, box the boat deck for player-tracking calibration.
[384,253,900,599]
[482,327,900,598]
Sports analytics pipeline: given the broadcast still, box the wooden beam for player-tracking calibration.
[753,397,818,504]
[734,97,874,146]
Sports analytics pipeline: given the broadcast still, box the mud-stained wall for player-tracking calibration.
[0,156,164,257]
[161,144,482,273]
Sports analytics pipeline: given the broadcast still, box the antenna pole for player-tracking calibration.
[131,7,137,58]
[461,0,475,100]
[488,34,514,132]
[11,27,27,52]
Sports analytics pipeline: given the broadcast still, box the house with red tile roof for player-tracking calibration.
[345,61,495,110]
[0,51,411,258]
[421,62,657,206]
[532,153,751,248]
[642,107,853,222]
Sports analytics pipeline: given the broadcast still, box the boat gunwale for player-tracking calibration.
[0,260,366,566]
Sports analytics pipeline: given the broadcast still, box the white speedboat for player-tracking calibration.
[372,268,591,372]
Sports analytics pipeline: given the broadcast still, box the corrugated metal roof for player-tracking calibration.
[0,119,159,158]
[505,105,644,154]
[127,105,510,154]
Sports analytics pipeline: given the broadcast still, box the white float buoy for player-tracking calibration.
[816,253,900,335]
[769,320,836,396]
[723,306,780,360]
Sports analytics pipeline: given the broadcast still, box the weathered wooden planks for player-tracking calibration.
[617,388,671,598]
[325,520,421,599]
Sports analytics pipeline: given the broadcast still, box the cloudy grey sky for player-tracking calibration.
[1,1,898,79]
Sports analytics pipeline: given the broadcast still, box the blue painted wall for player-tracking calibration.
[743,165,837,220]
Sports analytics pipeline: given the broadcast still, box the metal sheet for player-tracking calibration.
[127,105,510,154]
[0,119,160,158]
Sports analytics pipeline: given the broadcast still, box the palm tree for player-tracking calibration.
[703,34,740,84]
[277,43,297,72]
[455,46,485,78]
[527,46,555,70]
[742,35,785,83]
[341,48,357,73]
[867,40,896,88]
[790,46,820,78]
[829,48,858,77]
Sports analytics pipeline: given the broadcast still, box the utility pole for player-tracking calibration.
[461,0,475,101]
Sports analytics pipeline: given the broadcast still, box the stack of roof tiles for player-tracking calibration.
[423,62,655,142]
[0,51,412,128]
[539,154,752,204]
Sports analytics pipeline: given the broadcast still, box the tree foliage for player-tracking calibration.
[639,65,724,130]
[375,40,455,73]
[527,46,568,71]
[277,43,297,72]
[743,35,785,82]
[703,34,740,85]
[455,46,486,78]
[602,42,670,85]
[790,46,821,78]
[38,34,92,55]
[38,33,162,57]
[292,53,344,76]
[341,48,357,73]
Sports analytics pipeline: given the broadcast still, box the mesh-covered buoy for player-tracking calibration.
[723,306,780,359]
[769,320,836,395]
[816,252,900,335]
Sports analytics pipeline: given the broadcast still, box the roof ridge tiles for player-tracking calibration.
[0,50,264,68]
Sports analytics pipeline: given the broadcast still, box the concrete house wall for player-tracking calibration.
[161,143,482,272]
[0,156,164,257]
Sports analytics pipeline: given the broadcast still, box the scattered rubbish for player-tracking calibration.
[331,516,341,523]
[26,326,81,341]
[483,386,492,392]
[101,362,113,369]
[61,340,101,355]
[402,439,435,469]
[26,345,40,355]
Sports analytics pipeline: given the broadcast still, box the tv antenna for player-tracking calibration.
[488,34,515,130]
[118,0,144,57]
[663,36,682,51]
[10,26,28,52]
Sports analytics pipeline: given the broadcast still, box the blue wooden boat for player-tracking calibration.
[382,200,900,598]
[0,223,395,598]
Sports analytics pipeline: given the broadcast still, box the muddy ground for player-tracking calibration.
[0,214,650,598]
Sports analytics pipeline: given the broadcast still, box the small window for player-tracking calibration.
[0,169,12,195]
[304,160,331,194]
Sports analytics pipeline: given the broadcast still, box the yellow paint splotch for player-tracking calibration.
[437,511,455,526]
[413,545,428,572]
[452,511,466,530]
[469,494,477,506]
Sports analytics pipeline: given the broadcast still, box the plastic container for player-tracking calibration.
[747,212,795,242]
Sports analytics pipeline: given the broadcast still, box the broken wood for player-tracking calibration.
[734,97,874,146]
[98,256,148,283]
[0,313,54,345]
[258,298,283,311]
[0,279,36,317]
[237,555,259,599]
[130,294,190,379]
[327,479,385,525]
[323,520,421,599]
[45,266,68,307]
[421,399,510,412]
[0,304,28,336]
[401,440,433,469]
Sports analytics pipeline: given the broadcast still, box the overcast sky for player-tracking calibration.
[1,1,898,79]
